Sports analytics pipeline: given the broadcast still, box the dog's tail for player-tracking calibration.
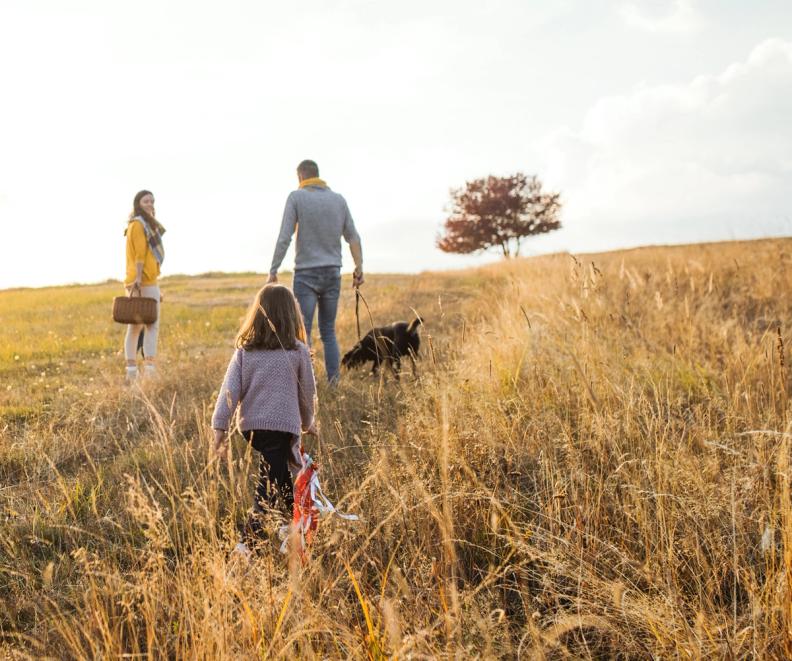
[341,342,367,369]
[407,316,424,334]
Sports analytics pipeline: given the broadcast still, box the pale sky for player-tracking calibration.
[1,0,791,290]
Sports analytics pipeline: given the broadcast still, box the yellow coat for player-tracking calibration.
[125,220,160,286]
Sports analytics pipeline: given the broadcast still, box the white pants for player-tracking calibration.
[124,285,160,360]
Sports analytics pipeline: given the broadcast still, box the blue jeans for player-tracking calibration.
[293,266,341,383]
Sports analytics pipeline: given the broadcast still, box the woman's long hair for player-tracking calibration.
[129,190,165,234]
[236,285,307,351]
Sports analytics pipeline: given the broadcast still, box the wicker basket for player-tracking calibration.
[113,293,158,324]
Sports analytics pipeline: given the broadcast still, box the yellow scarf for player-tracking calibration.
[299,177,327,189]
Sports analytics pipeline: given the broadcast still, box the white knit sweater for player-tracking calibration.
[211,342,316,436]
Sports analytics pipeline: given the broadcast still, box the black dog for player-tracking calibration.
[342,317,423,377]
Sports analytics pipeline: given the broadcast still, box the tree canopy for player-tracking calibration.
[437,173,561,258]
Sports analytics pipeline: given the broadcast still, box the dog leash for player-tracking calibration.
[354,287,361,341]
[352,285,385,365]
[353,286,377,334]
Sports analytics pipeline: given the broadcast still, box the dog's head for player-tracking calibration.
[407,316,423,335]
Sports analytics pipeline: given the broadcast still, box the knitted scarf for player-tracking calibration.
[128,215,166,265]
[298,177,328,189]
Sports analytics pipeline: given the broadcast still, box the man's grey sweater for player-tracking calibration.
[269,184,361,275]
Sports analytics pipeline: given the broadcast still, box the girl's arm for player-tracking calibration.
[297,345,317,432]
[211,349,243,432]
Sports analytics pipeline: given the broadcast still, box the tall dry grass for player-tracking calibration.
[1,238,791,658]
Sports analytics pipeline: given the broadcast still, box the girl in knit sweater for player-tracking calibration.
[212,284,317,554]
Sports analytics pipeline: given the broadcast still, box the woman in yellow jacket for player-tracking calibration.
[124,190,166,379]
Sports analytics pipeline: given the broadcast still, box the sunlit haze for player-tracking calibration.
[1,0,790,289]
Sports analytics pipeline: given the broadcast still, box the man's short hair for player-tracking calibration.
[297,160,319,179]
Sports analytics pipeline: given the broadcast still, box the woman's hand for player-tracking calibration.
[303,421,319,436]
[213,429,229,458]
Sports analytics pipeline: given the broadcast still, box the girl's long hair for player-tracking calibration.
[236,285,307,351]
[129,190,165,234]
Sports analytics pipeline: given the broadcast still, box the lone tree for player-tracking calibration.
[437,173,561,258]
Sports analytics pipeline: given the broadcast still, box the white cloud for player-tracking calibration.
[619,0,701,33]
[539,39,792,250]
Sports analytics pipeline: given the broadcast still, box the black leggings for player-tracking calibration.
[245,429,295,518]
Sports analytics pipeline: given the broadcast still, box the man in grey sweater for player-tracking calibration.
[268,160,363,383]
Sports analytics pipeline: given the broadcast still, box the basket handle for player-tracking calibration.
[129,283,142,298]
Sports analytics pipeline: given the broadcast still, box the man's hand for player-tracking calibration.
[352,269,364,288]
[213,429,229,459]
[267,273,278,284]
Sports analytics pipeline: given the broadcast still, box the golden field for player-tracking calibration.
[1,238,791,658]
